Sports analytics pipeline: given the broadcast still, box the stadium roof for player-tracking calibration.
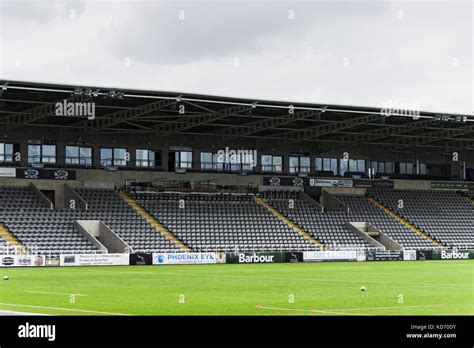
[0,79,473,150]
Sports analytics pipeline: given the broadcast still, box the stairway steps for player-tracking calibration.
[367,196,444,249]
[254,196,325,250]
[119,192,191,252]
[0,224,28,254]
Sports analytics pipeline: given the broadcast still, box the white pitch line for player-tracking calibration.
[0,309,50,316]
[24,290,88,297]
[257,306,373,316]
[324,304,446,312]
[258,303,446,316]
[0,303,132,316]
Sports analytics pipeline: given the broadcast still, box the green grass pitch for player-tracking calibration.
[0,260,472,316]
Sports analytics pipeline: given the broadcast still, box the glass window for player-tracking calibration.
[419,163,427,175]
[261,155,282,172]
[28,144,56,164]
[27,145,41,164]
[229,152,239,172]
[80,147,92,166]
[315,158,322,171]
[349,159,357,172]
[113,148,126,166]
[323,158,330,171]
[378,162,385,174]
[100,148,113,167]
[42,145,56,163]
[0,143,14,162]
[399,162,412,174]
[241,152,254,171]
[300,157,310,173]
[289,156,309,174]
[66,146,79,164]
[262,155,272,172]
[201,152,213,170]
[176,151,192,169]
[136,149,155,168]
[340,159,348,176]
[358,160,366,173]
[212,153,224,171]
[385,162,393,174]
[289,156,299,174]
[273,156,283,172]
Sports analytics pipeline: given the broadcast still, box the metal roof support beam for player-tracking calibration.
[321,118,436,144]
[389,124,474,146]
[220,109,324,141]
[3,96,89,130]
[282,114,382,143]
[155,104,253,136]
[87,99,178,132]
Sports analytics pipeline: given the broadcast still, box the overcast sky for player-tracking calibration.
[0,0,472,114]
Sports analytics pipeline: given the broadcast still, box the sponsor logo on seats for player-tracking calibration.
[1,256,14,266]
[292,178,304,186]
[17,257,32,266]
[54,170,69,180]
[35,255,44,266]
[238,253,274,263]
[24,169,39,179]
[441,250,469,260]
[63,256,76,264]
[269,177,280,186]
[153,253,217,265]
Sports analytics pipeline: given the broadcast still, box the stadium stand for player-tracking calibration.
[75,188,182,253]
[0,80,472,259]
[0,186,98,254]
[0,186,181,254]
[131,191,317,252]
[263,191,375,250]
[335,194,439,250]
[368,189,474,249]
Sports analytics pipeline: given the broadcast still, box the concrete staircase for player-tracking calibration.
[367,196,445,249]
[119,192,191,252]
[254,196,325,250]
[0,223,28,254]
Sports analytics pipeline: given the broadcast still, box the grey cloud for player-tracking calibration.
[105,1,390,65]
[2,0,87,23]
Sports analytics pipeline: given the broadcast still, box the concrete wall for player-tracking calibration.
[29,182,54,209]
[321,190,350,212]
[347,222,403,251]
[74,220,108,252]
[347,222,385,249]
[64,184,88,210]
[75,220,132,253]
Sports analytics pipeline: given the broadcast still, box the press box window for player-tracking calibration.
[262,155,283,173]
[28,144,56,164]
[136,149,155,167]
[175,151,193,169]
[315,158,337,175]
[66,146,92,166]
[289,156,310,175]
[0,143,14,162]
[101,147,127,167]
